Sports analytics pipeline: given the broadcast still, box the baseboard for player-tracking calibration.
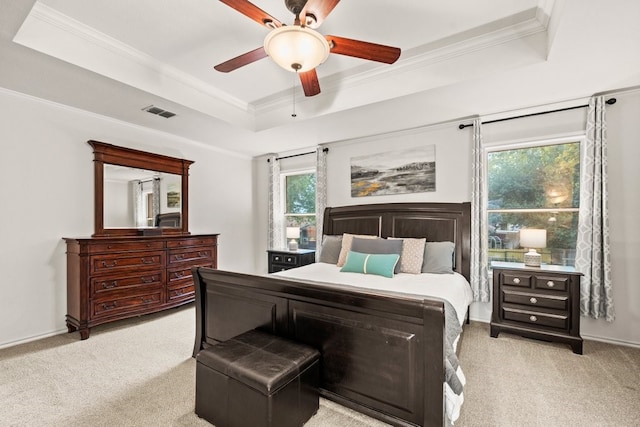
[0,328,67,350]
[581,333,640,349]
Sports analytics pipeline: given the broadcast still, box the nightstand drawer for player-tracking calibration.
[270,253,297,265]
[501,272,532,288]
[267,249,315,274]
[502,289,568,311]
[502,306,569,330]
[534,275,568,292]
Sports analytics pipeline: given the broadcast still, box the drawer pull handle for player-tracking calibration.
[274,256,281,261]
[286,257,294,262]
[547,281,555,288]
[530,297,538,304]
[174,254,185,261]
[173,271,185,279]
[175,289,184,296]
[141,297,155,303]
[529,315,538,322]
[102,302,118,310]
[141,276,156,283]
[101,281,118,289]
[101,260,117,268]
[513,278,520,284]
[197,251,209,257]
[141,257,156,264]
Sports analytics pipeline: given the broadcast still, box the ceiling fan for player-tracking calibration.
[214,0,401,97]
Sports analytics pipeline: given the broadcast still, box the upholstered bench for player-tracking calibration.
[195,329,320,427]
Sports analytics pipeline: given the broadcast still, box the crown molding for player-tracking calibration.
[253,8,550,114]
[24,3,252,115]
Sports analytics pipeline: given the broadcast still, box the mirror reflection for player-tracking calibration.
[103,164,182,228]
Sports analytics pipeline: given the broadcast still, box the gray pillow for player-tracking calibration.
[351,237,403,273]
[422,241,455,274]
[319,235,343,264]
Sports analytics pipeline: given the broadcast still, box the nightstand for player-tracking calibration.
[267,249,316,273]
[490,261,583,354]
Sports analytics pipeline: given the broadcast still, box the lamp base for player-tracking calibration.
[524,249,542,267]
[288,239,298,251]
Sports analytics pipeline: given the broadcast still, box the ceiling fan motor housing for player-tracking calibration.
[285,0,307,16]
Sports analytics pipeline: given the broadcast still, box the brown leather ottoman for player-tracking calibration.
[195,329,320,427]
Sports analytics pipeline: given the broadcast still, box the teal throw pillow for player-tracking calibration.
[340,251,400,278]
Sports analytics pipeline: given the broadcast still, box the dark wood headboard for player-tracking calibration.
[323,202,471,281]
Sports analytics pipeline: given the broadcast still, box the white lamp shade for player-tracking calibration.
[264,26,330,72]
[519,228,547,249]
[286,227,301,239]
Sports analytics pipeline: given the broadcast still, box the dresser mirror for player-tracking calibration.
[90,140,194,236]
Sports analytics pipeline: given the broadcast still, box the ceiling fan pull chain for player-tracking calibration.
[292,68,298,118]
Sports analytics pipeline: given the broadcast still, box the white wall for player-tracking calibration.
[0,88,255,348]
[254,89,640,347]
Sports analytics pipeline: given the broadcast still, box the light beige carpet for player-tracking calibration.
[1,305,638,426]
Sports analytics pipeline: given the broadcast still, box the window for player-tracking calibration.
[487,140,581,266]
[283,171,316,249]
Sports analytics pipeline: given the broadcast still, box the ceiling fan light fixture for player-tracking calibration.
[263,26,330,72]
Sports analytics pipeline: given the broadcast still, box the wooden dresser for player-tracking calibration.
[64,234,218,339]
[490,261,583,354]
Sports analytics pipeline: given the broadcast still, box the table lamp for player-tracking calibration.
[286,227,300,251]
[520,228,546,267]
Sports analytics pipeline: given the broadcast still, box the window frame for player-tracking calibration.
[484,133,585,267]
[280,168,317,248]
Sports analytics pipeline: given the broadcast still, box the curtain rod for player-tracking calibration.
[458,98,617,129]
[268,147,329,162]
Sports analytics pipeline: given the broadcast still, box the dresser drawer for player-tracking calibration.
[500,272,532,288]
[168,248,214,265]
[502,306,569,330]
[92,290,163,319]
[167,237,217,248]
[168,263,213,285]
[502,289,568,311]
[90,251,164,274]
[534,275,568,292]
[87,241,165,254]
[167,282,195,303]
[91,271,165,297]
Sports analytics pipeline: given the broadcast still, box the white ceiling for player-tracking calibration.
[2,1,640,157]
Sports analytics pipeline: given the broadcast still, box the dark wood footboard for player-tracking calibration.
[192,267,446,427]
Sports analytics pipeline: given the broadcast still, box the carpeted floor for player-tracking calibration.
[1,304,638,426]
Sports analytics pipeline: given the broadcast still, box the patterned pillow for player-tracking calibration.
[390,238,426,274]
[336,233,378,267]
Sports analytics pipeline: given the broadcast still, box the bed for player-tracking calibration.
[192,202,472,426]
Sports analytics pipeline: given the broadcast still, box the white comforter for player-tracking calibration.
[273,262,473,327]
[273,262,473,424]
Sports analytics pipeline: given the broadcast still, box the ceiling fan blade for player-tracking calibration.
[326,35,401,64]
[301,0,340,28]
[214,47,268,72]
[299,69,321,96]
[219,0,282,28]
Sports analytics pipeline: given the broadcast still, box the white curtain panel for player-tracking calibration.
[267,155,284,250]
[315,147,328,260]
[470,118,490,302]
[575,96,614,321]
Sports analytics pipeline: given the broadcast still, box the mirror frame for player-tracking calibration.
[89,140,194,237]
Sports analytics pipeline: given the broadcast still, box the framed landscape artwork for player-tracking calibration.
[351,145,436,197]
